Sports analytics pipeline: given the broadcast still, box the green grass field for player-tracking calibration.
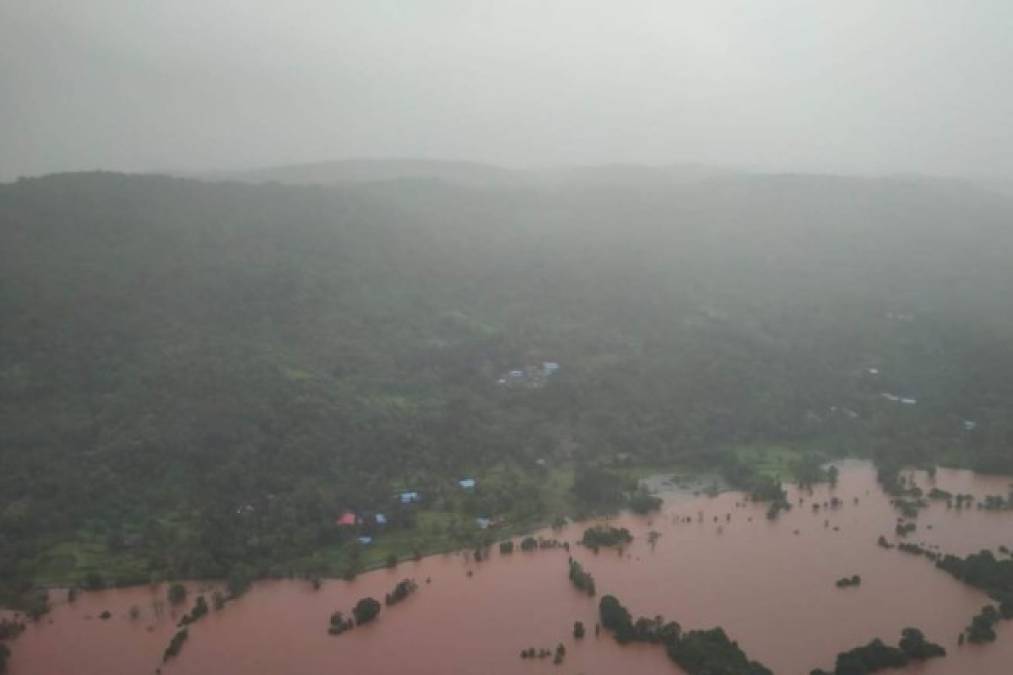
[733,444,804,481]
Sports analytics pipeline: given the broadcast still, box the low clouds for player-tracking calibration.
[2,1,1011,180]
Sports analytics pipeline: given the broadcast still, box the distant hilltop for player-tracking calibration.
[188,157,737,189]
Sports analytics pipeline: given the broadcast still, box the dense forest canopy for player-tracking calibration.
[2,169,1013,594]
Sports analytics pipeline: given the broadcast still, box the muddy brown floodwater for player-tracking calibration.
[6,461,1013,675]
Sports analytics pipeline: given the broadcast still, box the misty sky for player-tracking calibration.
[2,1,1012,181]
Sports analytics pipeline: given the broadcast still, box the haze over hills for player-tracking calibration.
[195,158,739,189]
[191,157,1010,201]
[2,166,1013,599]
[200,158,526,188]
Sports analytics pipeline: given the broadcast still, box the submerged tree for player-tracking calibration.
[352,597,381,625]
[167,583,187,606]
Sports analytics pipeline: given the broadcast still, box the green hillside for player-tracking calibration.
[2,171,1012,598]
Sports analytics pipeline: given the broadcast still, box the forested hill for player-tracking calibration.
[1,170,1012,588]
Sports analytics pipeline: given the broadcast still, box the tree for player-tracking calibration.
[167,583,187,605]
[569,559,596,596]
[599,595,634,642]
[629,491,663,514]
[163,629,189,662]
[328,610,353,635]
[899,627,946,659]
[384,579,418,606]
[226,564,255,598]
[82,572,105,591]
[574,621,586,639]
[352,597,381,625]
[581,526,633,549]
[573,465,626,507]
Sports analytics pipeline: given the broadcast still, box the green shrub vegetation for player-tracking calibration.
[581,526,633,549]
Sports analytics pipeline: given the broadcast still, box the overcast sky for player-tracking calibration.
[2,1,1012,181]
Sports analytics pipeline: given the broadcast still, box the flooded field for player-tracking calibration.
[6,461,1013,675]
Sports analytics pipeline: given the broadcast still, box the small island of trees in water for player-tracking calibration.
[809,627,945,675]
[580,525,634,551]
[835,575,862,589]
[881,541,1013,645]
[328,579,418,637]
[328,597,382,636]
[597,593,773,675]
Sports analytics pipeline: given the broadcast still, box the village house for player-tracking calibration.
[398,491,421,504]
[336,511,358,527]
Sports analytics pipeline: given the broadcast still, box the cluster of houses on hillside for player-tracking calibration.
[497,361,560,389]
[335,510,388,545]
[335,478,479,545]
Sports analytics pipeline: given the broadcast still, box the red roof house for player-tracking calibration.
[336,511,358,527]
